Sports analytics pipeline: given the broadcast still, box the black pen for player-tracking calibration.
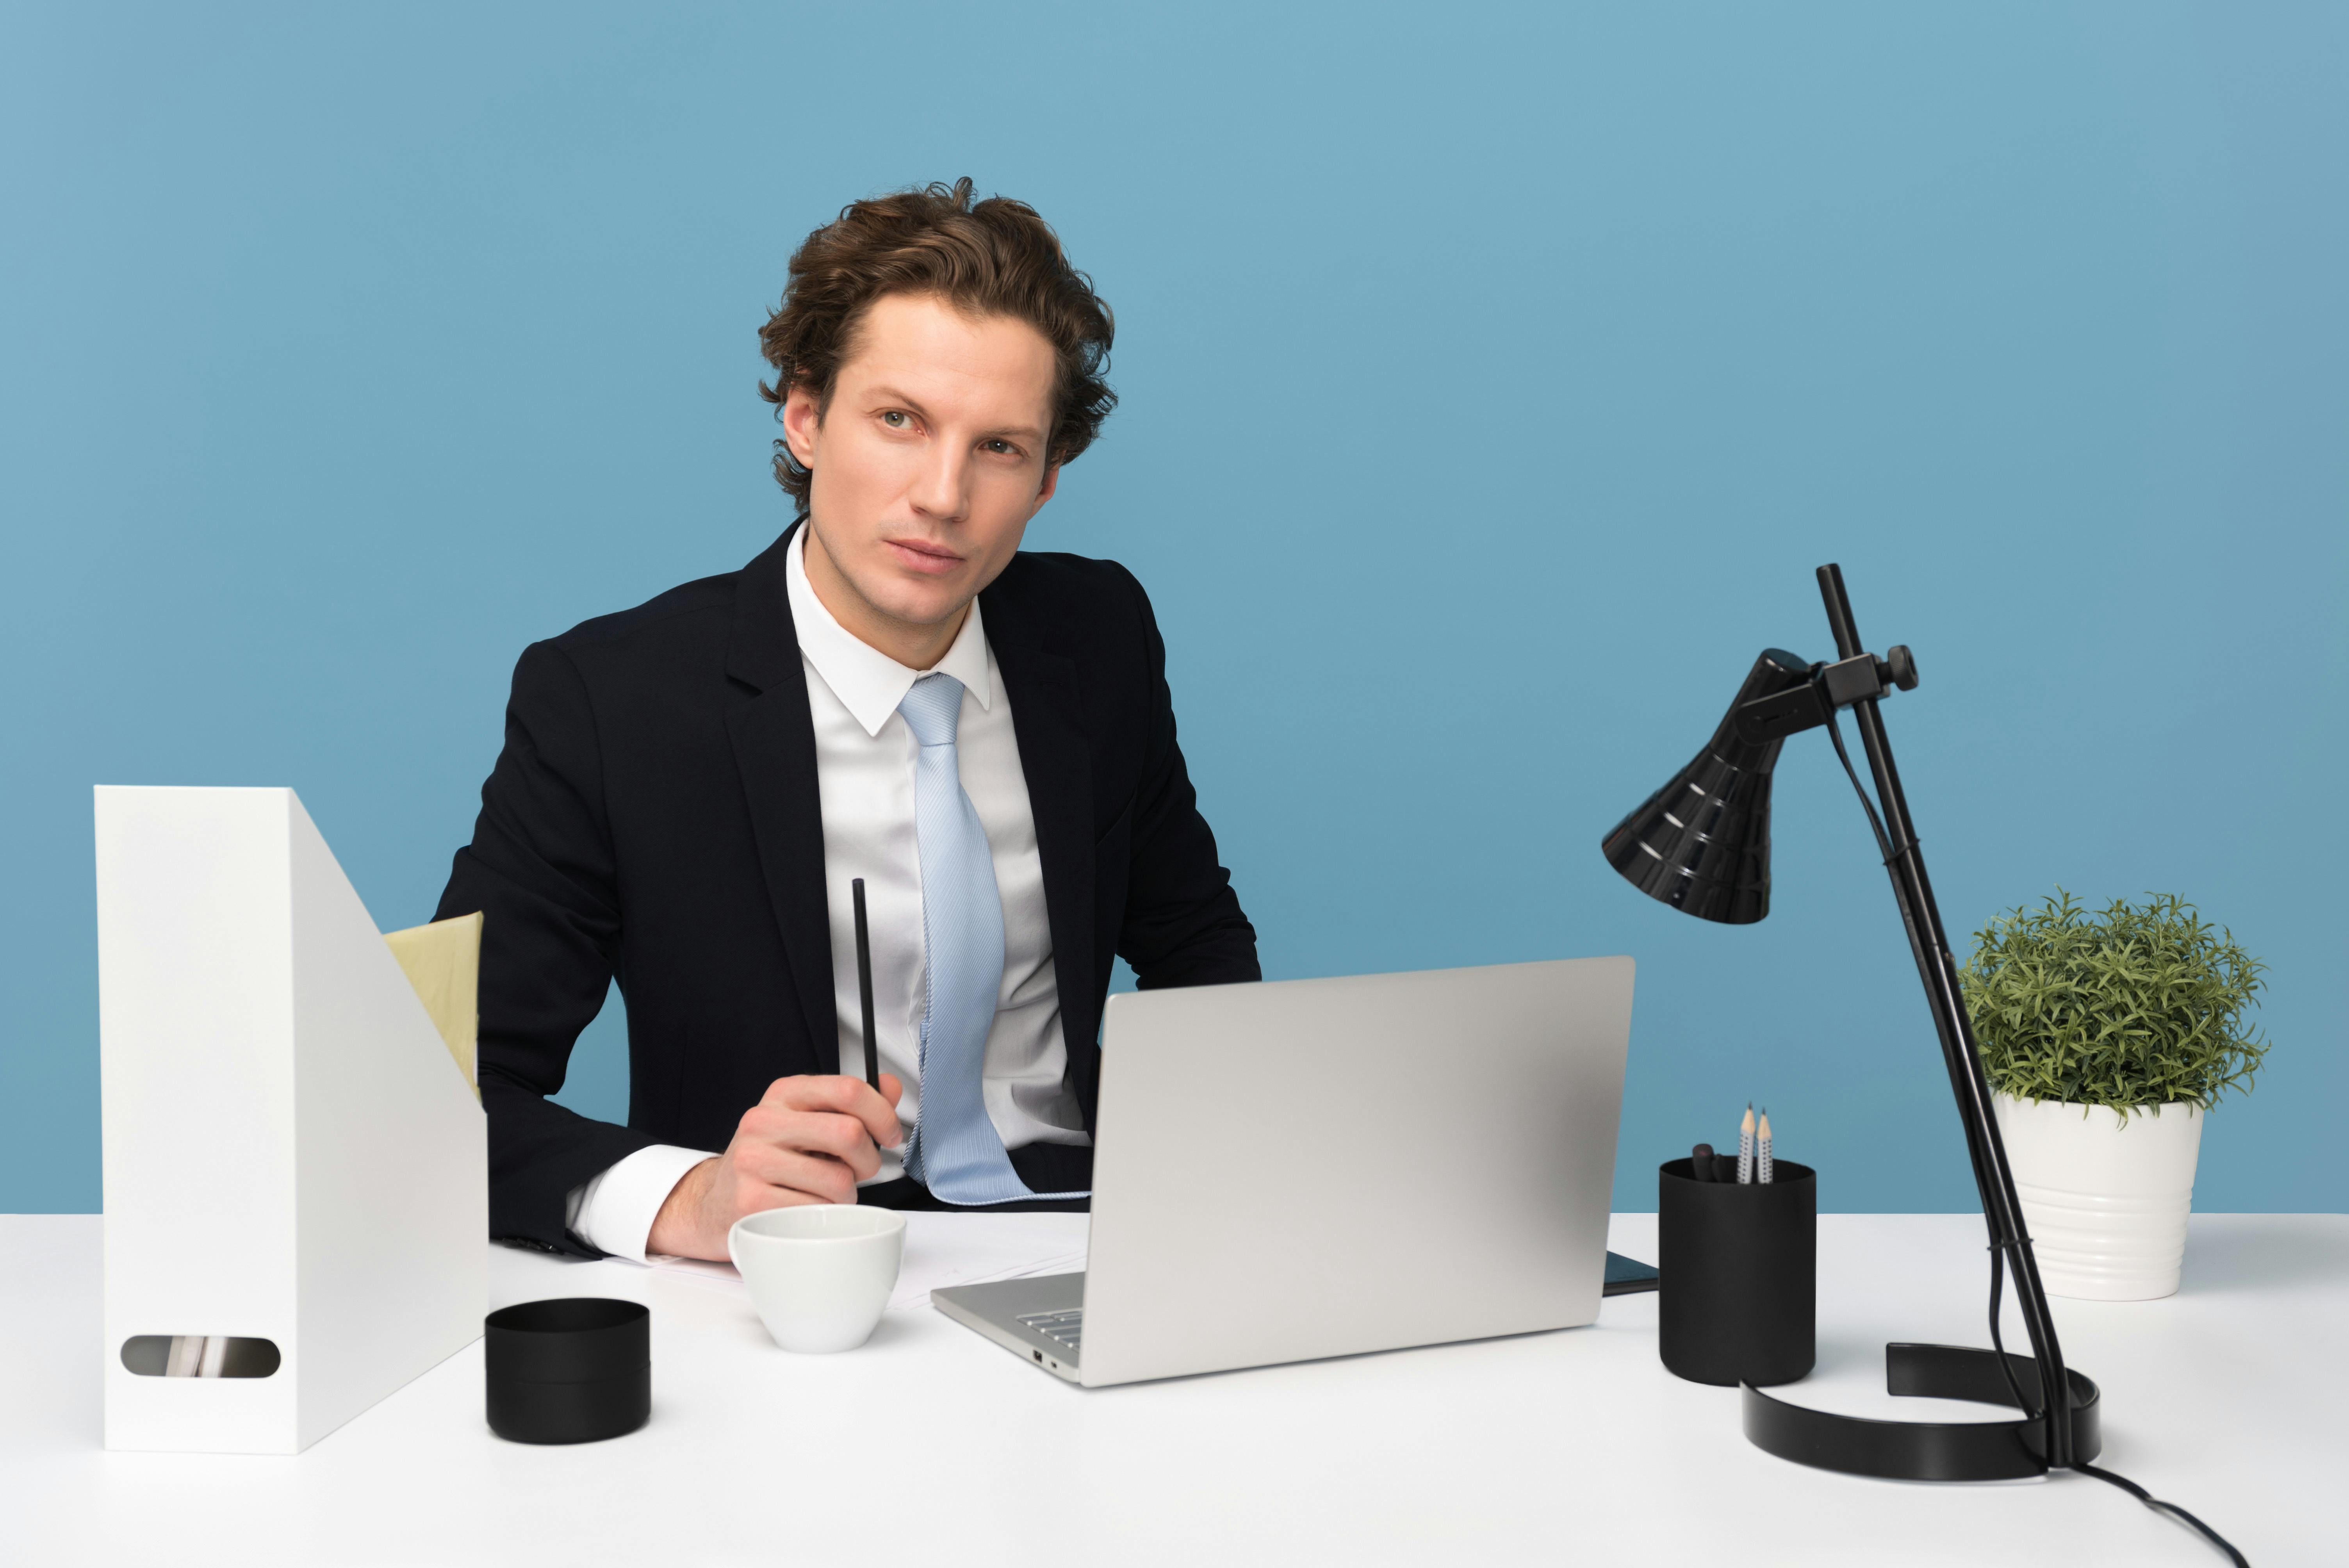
[852,877,879,1091]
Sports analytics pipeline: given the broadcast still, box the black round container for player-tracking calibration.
[1657,1158,1815,1388]
[484,1298,650,1444]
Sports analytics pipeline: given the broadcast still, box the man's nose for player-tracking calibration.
[908,443,969,522]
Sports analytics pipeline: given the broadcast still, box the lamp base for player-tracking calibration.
[1741,1344,2101,1481]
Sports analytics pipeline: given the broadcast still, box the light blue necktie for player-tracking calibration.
[896,674,1078,1203]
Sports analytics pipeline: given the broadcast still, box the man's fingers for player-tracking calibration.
[728,1180,834,1219]
[735,1107,882,1181]
[699,1075,917,1249]
[759,1074,903,1149]
[733,1147,860,1208]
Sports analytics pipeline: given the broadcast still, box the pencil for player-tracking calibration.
[1758,1108,1774,1184]
[852,878,879,1091]
[1738,1103,1755,1184]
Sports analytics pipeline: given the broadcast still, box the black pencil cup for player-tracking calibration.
[485,1297,651,1444]
[1657,1158,1815,1388]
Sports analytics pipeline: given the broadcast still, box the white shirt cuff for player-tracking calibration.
[564,1144,717,1263]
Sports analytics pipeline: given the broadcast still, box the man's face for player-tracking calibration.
[784,292,1060,658]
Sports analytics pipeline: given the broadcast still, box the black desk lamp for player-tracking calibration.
[1602,563,2099,1482]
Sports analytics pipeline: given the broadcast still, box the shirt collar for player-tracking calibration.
[786,524,994,739]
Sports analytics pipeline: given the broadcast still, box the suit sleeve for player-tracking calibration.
[435,640,660,1255]
[1112,570,1262,989]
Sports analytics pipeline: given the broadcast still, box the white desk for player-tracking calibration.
[3,1213,2339,1566]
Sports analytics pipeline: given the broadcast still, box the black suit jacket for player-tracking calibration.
[435,526,1260,1254]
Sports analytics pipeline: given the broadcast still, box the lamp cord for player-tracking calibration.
[1821,705,1910,867]
[1822,701,2251,1565]
[2071,1465,2249,1567]
[1985,1250,2249,1566]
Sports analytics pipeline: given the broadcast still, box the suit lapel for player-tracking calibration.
[982,576,1097,1063]
[724,524,840,1074]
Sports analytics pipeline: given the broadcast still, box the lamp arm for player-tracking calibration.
[1814,564,2075,1468]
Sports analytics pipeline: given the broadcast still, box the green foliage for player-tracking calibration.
[1959,891,2268,1113]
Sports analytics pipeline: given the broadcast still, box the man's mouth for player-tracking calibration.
[883,538,965,577]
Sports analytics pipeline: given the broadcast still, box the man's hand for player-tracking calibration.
[647,1073,904,1261]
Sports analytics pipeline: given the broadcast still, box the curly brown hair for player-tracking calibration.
[757,178,1117,517]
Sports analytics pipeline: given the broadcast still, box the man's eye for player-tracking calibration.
[983,439,1014,455]
[882,411,909,428]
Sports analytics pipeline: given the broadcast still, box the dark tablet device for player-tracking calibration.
[1602,1250,1659,1295]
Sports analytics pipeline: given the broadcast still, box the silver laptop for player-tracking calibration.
[932,956,1634,1386]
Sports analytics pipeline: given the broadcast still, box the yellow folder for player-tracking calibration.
[382,912,483,1099]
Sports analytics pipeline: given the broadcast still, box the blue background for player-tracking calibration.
[5,3,2342,1215]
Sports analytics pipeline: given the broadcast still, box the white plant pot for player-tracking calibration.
[1992,1092,2203,1301]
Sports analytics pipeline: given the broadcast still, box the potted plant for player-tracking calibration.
[1959,891,2268,1301]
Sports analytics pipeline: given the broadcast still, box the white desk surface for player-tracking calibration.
[3,1213,2340,1567]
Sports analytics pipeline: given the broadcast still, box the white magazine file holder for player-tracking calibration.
[96,786,486,1454]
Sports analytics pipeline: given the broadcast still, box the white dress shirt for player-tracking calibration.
[564,527,1089,1260]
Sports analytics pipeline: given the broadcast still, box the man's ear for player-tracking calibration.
[781,384,823,467]
[1033,462,1060,510]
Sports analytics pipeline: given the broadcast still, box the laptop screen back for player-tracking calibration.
[1079,955,1634,1386]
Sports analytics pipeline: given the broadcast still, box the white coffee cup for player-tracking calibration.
[727,1205,906,1353]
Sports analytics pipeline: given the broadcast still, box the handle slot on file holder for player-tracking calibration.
[119,1336,282,1379]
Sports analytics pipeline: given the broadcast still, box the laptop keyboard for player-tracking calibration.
[1017,1308,1084,1352]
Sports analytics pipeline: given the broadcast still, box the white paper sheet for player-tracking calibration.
[646,1211,1089,1311]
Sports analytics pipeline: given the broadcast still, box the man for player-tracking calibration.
[435,179,1258,1262]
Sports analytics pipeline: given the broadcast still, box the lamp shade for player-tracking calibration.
[1600,648,1811,924]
